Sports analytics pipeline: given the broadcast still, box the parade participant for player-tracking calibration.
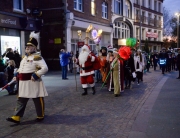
[159,48,168,74]
[99,47,108,83]
[124,51,135,89]
[134,49,144,85]
[108,49,121,97]
[78,45,96,95]
[6,35,48,123]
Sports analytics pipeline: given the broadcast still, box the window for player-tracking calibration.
[142,0,145,6]
[102,2,108,19]
[154,30,157,41]
[136,27,139,39]
[154,1,157,11]
[125,0,131,18]
[158,2,161,12]
[13,0,23,11]
[114,0,122,15]
[135,0,139,5]
[113,21,130,39]
[148,0,151,9]
[89,40,96,53]
[74,0,83,12]
[91,0,96,15]
[71,39,79,54]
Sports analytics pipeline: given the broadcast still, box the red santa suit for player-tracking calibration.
[78,45,95,88]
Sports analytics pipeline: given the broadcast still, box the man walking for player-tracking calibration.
[6,36,48,123]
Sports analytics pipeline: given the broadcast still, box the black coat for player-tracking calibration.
[124,55,135,77]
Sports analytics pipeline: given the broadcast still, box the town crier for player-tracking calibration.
[78,45,96,96]
[6,33,48,123]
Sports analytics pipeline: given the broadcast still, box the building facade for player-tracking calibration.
[112,0,164,52]
[0,0,42,57]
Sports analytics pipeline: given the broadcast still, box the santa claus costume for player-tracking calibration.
[78,45,96,95]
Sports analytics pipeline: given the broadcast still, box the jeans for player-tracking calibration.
[95,70,101,82]
[62,65,67,79]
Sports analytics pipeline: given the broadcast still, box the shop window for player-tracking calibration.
[102,2,108,19]
[91,0,96,16]
[114,0,122,15]
[74,0,83,12]
[13,0,23,12]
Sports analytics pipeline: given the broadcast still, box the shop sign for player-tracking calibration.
[54,38,61,44]
[77,41,84,47]
[146,32,158,38]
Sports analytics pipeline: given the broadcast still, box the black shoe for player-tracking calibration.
[176,77,180,79]
[92,87,96,95]
[6,117,20,124]
[65,78,68,80]
[35,118,44,122]
[82,88,88,96]
[114,94,120,97]
[8,92,16,95]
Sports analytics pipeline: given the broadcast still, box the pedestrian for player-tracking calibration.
[159,48,168,74]
[77,45,97,95]
[14,50,21,68]
[176,50,180,79]
[5,60,16,82]
[59,49,71,80]
[6,36,48,123]
[134,49,144,85]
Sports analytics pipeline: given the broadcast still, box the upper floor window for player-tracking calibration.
[135,0,139,5]
[125,0,131,18]
[148,0,151,9]
[102,2,108,19]
[13,0,23,11]
[91,0,96,15]
[142,0,145,6]
[74,0,83,12]
[154,1,157,11]
[158,2,161,12]
[114,0,122,15]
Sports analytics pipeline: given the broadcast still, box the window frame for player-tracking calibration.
[74,0,83,12]
[13,0,24,12]
[114,0,122,15]
[102,2,108,19]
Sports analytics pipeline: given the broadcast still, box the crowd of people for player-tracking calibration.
[59,45,180,97]
[0,48,21,95]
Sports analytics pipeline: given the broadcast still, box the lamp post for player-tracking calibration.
[175,13,180,48]
[77,24,102,52]
[139,0,142,50]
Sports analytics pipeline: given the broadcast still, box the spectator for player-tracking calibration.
[59,49,71,80]
[0,58,6,72]
[14,50,21,68]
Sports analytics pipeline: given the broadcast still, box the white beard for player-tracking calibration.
[78,51,89,65]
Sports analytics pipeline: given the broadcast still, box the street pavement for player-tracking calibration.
[0,68,180,138]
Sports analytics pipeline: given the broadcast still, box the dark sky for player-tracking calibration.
[163,0,180,15]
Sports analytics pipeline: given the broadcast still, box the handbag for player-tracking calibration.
[132,72,136,78]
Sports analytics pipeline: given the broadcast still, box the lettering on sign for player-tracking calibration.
[146,32,158,38]
[1,19,16,25]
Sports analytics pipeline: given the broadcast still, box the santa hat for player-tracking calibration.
[81,44,91,52]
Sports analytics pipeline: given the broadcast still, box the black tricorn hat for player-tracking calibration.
[26,37,38,47]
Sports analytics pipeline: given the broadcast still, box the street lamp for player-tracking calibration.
[175,12,180,48]
[77,24,103,51]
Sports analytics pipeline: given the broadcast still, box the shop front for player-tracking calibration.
[0,12,42,56]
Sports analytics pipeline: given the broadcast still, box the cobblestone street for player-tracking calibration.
[0,68,179,138]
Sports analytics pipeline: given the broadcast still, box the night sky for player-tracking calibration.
[163,0,180,15]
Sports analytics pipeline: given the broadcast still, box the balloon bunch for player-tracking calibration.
[118,46,131,60]
[126,38,137,48]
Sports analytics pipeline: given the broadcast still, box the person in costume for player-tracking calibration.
[99,47,108,83]
[134,49,144,85]
[6,33,48,123]
[124,51,135,89]
[108,48,121,97]
[78,45,96,95]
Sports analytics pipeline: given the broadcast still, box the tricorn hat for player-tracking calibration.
[26,37,38,47]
